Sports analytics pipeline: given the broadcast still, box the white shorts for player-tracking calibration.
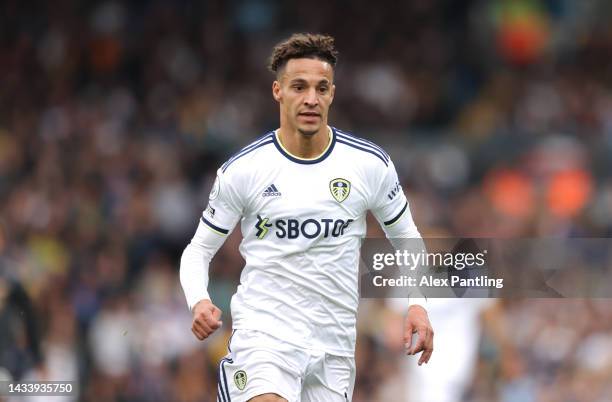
[216,330,355,402]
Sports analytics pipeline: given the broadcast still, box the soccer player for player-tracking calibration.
[180,33,433,402]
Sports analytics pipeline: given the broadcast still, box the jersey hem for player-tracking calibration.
[231,324,355,357]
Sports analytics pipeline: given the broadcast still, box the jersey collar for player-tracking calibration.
[273,126,336,165]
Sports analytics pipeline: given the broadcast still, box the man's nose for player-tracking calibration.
[303,88,318,106]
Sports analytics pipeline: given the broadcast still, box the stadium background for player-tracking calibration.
[1,0,612,401]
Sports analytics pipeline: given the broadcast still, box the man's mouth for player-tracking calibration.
[298,112,320,118]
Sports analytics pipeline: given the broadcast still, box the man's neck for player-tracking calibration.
[277,126,331,159]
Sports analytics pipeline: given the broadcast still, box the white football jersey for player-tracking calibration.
[189,126,421,356]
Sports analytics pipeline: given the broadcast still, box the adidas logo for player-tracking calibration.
[262,184,281,197]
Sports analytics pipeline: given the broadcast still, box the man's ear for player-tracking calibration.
[272,81,282,102]
[330,83,336,104]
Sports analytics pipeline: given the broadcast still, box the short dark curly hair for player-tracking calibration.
[268,33,338,74]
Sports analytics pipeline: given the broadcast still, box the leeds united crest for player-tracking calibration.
[330,178,351,203]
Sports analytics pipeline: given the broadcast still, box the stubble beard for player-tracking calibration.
[297,127,318,136]
[296,120,322,137]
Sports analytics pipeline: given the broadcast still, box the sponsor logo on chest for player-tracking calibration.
[255,177,355,239]
[255,215,354,239]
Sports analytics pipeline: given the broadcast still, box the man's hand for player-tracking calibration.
[191,299,223,340]
[404,304,434,366]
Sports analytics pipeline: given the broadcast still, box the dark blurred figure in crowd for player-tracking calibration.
[0,220,44,381]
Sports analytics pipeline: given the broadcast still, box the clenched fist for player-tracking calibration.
[191,299,223,340]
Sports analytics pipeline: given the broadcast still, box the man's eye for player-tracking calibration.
[293,85,304,91]
[318,87,328,93]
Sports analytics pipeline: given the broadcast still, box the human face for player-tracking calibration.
[272,58,335,136]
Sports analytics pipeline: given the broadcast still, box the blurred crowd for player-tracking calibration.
[1,0,612,401]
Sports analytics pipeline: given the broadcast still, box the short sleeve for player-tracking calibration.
[201,168,244,236]
[370,160,409,227]
[369,159,420,238]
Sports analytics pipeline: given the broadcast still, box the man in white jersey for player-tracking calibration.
[180,33,434,402]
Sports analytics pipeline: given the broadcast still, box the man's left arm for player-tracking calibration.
[369,159,434,365]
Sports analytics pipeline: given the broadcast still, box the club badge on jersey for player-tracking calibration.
[329,178,351,203]
[234,370,247,391]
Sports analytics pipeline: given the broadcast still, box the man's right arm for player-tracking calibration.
[180,217,228,310]
[180,218,229,339]
[180,169,244,340]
